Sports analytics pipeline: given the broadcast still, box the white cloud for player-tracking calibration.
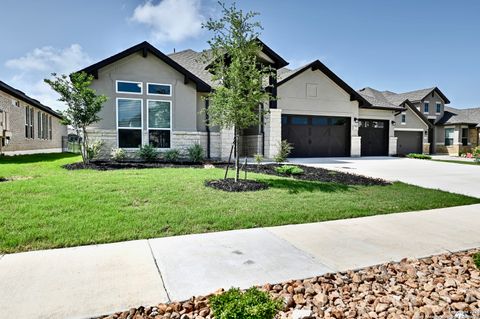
[4,44,92,111]
[131,0,205,43]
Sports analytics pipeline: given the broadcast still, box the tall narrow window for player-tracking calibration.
[38,112,42,138]
[436,102,441,114]
[30,108,34,139]
[25,106,30,138]
[461,128,468,146]
[445,128,454,146]
[423,102,429,114]
[401,113,406,124]
[117,98,142,148]
[148,100,171,148]
[49,116,52,140]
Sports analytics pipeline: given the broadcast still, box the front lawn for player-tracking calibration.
[1,153,478,253]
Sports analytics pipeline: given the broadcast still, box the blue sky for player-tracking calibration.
[1,0,479,110]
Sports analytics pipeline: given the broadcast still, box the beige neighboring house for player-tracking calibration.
[0,80,67,155]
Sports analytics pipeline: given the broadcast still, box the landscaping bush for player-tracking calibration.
[275,165,304,175]
[187,143,204,162]
[110,148,126,161]
[137,144,158,162]
[273,140,293,163]
[209,287,281,319]
[474,253,480,270]
[253,153,263,166]
[406,153,432,160]
[164,149,181,162]
[86,140,104,160]
[473,146,480,163]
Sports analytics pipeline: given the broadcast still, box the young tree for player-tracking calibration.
[203,2,276,182]
[45,72,107,164]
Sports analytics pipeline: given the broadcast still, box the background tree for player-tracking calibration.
[203,2,276,182]
[45,72,107,164]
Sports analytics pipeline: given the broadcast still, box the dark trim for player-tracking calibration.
[426,87,451,104]
[205,98,211,159]
[78,41,211,93]
[260,104,265,156]
[0,80,63,119]
[256,39,289,69]
[361,105,405,111]
[277,60,372,107]
[403,100,433,128]
[268,75,277,109]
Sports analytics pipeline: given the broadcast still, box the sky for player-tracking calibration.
[1,0,479,111]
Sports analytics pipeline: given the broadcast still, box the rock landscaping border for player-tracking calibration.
[98,249,480,319]
[205,178,269,192]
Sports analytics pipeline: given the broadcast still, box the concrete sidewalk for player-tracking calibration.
[1,204,479,319]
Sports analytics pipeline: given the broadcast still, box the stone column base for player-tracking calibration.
[389,137,398,156]
[423,143,430,154]
[351,136,361,157]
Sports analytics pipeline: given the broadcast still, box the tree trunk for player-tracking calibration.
[234,127,240,182]
[81,127,88,164]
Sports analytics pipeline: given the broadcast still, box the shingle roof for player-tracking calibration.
[357,87,404,110]
[437,106,480,127]
[168,49,215,86]
[385,87,451,104]
[0,80,62,119]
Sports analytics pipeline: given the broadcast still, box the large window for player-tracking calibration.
[117,98,142,148]
[147,83,172,96]
[461,128,469,146]
[148,100,171,148]
[116,81,142,94]
[445,128,454,146]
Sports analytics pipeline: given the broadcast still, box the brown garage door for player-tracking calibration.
[395,131,423,156]
[359,119,389,156]
[281,115,350,157]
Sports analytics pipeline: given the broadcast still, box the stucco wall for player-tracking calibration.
[89,52,199,135]
[0,90,66,154]
[412,90,446,122]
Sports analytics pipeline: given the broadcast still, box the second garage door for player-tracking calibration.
[395,131,423,156]
[359,119,389,156]
[281,115,350,157]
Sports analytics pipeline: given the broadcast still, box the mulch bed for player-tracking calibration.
[245,164,390,186]
[98,249,480,319]
[63,161,389,186]
[0,177,8,182]
[63,161,208,171]
[205,178,269,192]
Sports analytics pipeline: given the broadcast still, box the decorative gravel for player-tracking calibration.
[205,178,269,192]
[245,164,390,186]
[98,249,480,319]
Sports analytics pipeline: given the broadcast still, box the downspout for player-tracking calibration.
[205,98,211,159]
[260,105,265,156]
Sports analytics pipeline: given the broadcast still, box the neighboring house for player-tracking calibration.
[436,106,480,154]
[0,80,67,155]
[358,86,479,155]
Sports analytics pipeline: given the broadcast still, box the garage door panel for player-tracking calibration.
[395,131,422,156]
[282,115,350,157]
[359,120,389,156]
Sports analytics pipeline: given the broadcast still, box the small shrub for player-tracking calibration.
[137,144,158,161]
[273,140,293,163]
[275,165,304,175]
[406,153,432,160]
[110,148,126,161]
[209,287,281,319]
[253,153,264,166]
[86,140,104,160]
[164,149,181,162]
[474,253,480,269]
[187,143,204,162]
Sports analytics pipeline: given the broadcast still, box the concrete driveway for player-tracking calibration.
[290,157,480,198]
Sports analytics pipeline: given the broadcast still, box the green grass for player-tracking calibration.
[474,253,480,269]
[1,153,479,254]
[432,159,480,166]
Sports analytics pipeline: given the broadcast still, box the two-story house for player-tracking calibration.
[0,80,67,155]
